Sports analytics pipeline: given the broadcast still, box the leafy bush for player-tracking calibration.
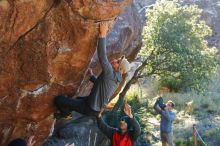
[140,0,218,91]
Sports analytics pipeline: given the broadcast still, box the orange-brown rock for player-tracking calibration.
[0,0,142,145]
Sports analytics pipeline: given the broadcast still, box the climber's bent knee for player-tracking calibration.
[54,95,67,106]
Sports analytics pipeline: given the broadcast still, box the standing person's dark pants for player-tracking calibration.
[54,95,98,117]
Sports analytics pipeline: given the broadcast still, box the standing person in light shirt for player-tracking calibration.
[154,96,176,146]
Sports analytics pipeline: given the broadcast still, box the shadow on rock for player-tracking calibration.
[43,112,110,146]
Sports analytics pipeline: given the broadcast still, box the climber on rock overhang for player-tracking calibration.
[54,21,131,119]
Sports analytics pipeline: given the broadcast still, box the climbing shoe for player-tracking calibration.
[64,114,72,120]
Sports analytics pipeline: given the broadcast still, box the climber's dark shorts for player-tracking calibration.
[54,95,99,117]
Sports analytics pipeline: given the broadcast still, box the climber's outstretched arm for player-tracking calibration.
[97,111,117,139]
[97,22,113,75]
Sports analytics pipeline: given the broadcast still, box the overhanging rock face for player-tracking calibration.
[43,114,110,146]
[0,0,142,145]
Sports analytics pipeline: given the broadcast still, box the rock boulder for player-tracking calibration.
[0,0,142,145]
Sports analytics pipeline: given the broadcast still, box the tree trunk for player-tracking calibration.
[112,59,147,112]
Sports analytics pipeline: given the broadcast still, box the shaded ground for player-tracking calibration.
[43,112,109,146]
[139,106,220,146]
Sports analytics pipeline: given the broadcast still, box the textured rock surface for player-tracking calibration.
[77,2,143,97]
[43,113,110,146]
[0,0,144,145]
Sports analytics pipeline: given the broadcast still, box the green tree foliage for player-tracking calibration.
[140,0,218,91]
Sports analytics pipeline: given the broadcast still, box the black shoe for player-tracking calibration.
[54,112,72,120]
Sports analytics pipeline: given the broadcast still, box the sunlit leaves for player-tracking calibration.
[140,0,218,91]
